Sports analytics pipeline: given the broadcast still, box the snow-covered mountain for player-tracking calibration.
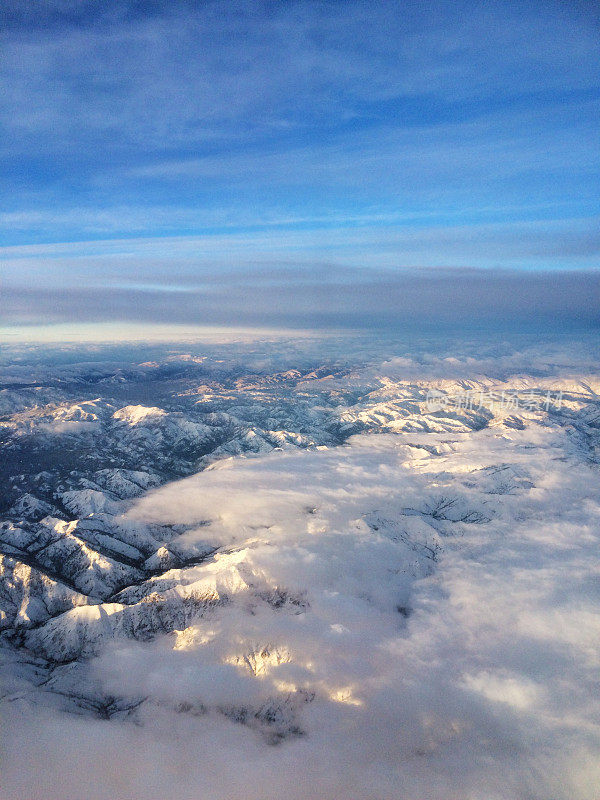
[1,334,600,799]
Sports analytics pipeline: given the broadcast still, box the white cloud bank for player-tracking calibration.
[3,374,600,799]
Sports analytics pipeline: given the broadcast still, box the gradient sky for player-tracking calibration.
[1,0,599,334]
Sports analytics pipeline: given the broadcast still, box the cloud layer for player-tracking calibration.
[2,258,599,332]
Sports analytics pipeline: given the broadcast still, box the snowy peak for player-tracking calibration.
[113,405,167,425]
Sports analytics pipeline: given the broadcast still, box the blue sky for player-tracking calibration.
[1,0,599,333]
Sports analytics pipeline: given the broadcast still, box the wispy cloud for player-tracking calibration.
[2,214,599,270]
[1,0,598,262]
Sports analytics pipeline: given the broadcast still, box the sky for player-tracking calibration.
[1,0,599,335]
